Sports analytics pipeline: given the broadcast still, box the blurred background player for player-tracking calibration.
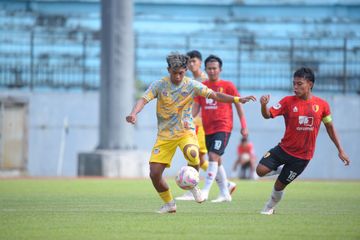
[233,136,257,180]
[257,67,350,215]
[126,52,256,213]
[194,54,250,203]
[176,50,237,201]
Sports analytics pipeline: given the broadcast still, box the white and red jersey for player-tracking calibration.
[270,95,331,160]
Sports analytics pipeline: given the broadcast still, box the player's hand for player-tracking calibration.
[260,95,270,105]
[240,95,257,103]
[126,114,137,124]
[338,150,350,166]
[241,128,248,138]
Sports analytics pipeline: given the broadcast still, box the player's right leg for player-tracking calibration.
[179,134,205,203]
[260,179,286,215]
[149,139,177,213]
[260,146,309,215]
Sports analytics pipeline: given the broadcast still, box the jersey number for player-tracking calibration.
[214,140,222,150]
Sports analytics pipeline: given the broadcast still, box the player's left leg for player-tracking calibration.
[177,131,205,201]
[256,147,284,177]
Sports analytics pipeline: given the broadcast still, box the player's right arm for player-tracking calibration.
[126,80,159,124]
[260,94,271,119]
[126,98,148,125]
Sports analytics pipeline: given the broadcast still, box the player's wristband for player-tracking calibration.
[234,97,240,103]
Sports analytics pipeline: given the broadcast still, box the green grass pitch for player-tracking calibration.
[0,178,359,240]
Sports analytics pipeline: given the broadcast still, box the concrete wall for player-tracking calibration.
[1,90,359,179]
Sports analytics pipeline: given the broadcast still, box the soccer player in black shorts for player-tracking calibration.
[256,67,350,215]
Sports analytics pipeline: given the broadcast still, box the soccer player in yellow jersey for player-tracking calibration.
[126,52,256,213]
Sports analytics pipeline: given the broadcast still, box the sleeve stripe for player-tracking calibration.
[322,115,332,123]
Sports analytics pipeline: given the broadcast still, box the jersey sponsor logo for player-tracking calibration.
[297,116,314,131]
[218,87,224,93]
[214,140,222,150]
[299,116,313,126]
[293,106,298,112]
[313,104,319,112]
[273,103,281,110]
[204,98,218,109]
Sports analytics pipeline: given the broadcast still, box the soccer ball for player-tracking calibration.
[175,166,200,190]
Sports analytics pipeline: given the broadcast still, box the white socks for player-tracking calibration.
[266,187,284,209]
[202,161,218,194]
[215,165,230,197]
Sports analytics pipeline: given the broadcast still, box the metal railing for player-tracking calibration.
[1,28,359,93]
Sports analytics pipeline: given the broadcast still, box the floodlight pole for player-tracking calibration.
[78,0,148,177]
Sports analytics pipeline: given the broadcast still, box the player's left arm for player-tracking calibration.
[234,102,248,137]
[208,92,256,104]
[324,120,350,166]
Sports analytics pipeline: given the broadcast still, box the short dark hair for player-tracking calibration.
[294,67,315,84]
[187,50,202,61]
[204,54,223,69]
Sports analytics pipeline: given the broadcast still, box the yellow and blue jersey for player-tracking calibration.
[143,76,213,140]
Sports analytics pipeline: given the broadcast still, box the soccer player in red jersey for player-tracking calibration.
[257,67,350,215]
[194,54,249,202]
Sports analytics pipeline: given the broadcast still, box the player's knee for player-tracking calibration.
[208,152,221,162]
[149,171,156,180]
[256,165,266,177]
[184,144,199,165]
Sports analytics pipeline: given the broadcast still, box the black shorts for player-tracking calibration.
[205,132,231,156]
[259,145,309,185]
